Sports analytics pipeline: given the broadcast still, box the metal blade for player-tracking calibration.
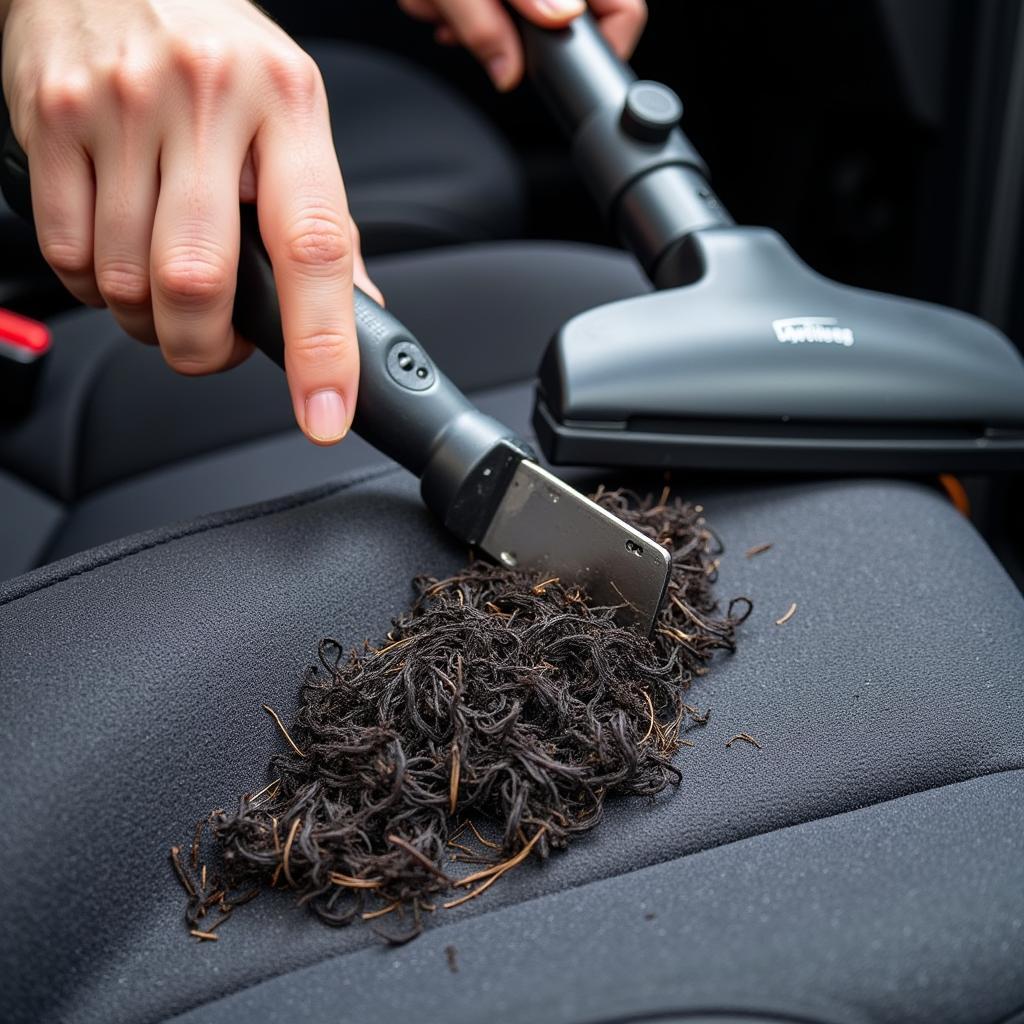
[479,460,670,634]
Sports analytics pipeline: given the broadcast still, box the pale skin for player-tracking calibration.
[0,0,647,444]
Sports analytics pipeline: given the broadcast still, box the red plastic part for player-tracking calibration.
[0,308,51,356]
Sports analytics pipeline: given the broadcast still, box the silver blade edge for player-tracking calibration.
[479,460,671,634]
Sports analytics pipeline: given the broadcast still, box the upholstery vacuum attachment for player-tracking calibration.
[519,14,1024,473]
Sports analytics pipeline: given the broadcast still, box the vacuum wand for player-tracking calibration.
[514,10,732,285]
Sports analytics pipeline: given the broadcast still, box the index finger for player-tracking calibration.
[254,62,358,445]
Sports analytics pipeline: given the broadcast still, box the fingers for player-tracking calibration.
[403,0,645,90]
[91,83,160,343]
[587,0,648,58]
[22,74,103,307]
[149,128,249,375]
[254,59,358,445]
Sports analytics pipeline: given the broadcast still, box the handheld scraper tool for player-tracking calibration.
[0,132,671,634]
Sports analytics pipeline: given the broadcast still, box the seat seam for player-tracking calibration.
[159,763,1024,1024]
[0,463,404,608]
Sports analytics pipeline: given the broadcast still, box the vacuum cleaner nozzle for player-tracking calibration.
[534,228,1024,474]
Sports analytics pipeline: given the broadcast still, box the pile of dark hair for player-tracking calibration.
[173,489,750,943]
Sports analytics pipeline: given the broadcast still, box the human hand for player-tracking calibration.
[398,0,647,91]
[1,0,381,445]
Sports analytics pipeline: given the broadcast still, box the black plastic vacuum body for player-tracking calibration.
[520,15,1024,473]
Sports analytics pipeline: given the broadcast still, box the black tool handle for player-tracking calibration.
[0,129,532,544]
[515,7,634,131]
[514,9,732,286]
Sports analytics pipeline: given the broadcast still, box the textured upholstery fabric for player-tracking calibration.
[172,770,1024,1024]
[1,470,1022,1024]
[1,242,1022,1024]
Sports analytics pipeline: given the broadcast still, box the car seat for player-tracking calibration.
[1,240,1023,1024]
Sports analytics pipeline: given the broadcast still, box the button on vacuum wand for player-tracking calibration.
[621,81,683,143]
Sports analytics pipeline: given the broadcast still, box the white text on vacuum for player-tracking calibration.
[772,316,855,347]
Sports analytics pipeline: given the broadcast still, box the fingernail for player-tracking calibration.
[486,54,513,90]
[305,389,347,443]
[536,0,585,16]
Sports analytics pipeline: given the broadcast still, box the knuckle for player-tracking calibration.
[265,50,323,110]
[170,36,236,94]
[40,238,91,276]
[284,214,351,270]
[96,261,151,308]
[291,331,350,367]
[34,72,93,123]
[155,247,230,306]
[162,349,224,376]
[107,62,158,111]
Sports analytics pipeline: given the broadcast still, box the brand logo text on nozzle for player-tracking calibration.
[772,317,855,347]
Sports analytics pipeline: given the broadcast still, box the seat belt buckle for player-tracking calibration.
[0,308,51,422]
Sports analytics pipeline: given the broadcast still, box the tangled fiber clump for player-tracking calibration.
[173,489,750,943]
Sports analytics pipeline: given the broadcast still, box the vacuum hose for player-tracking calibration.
[516,12,732,286]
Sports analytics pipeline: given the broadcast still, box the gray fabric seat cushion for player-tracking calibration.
[0,467,1021,1023]
[176,770,1024,1024]
[1,241,1022,1024]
